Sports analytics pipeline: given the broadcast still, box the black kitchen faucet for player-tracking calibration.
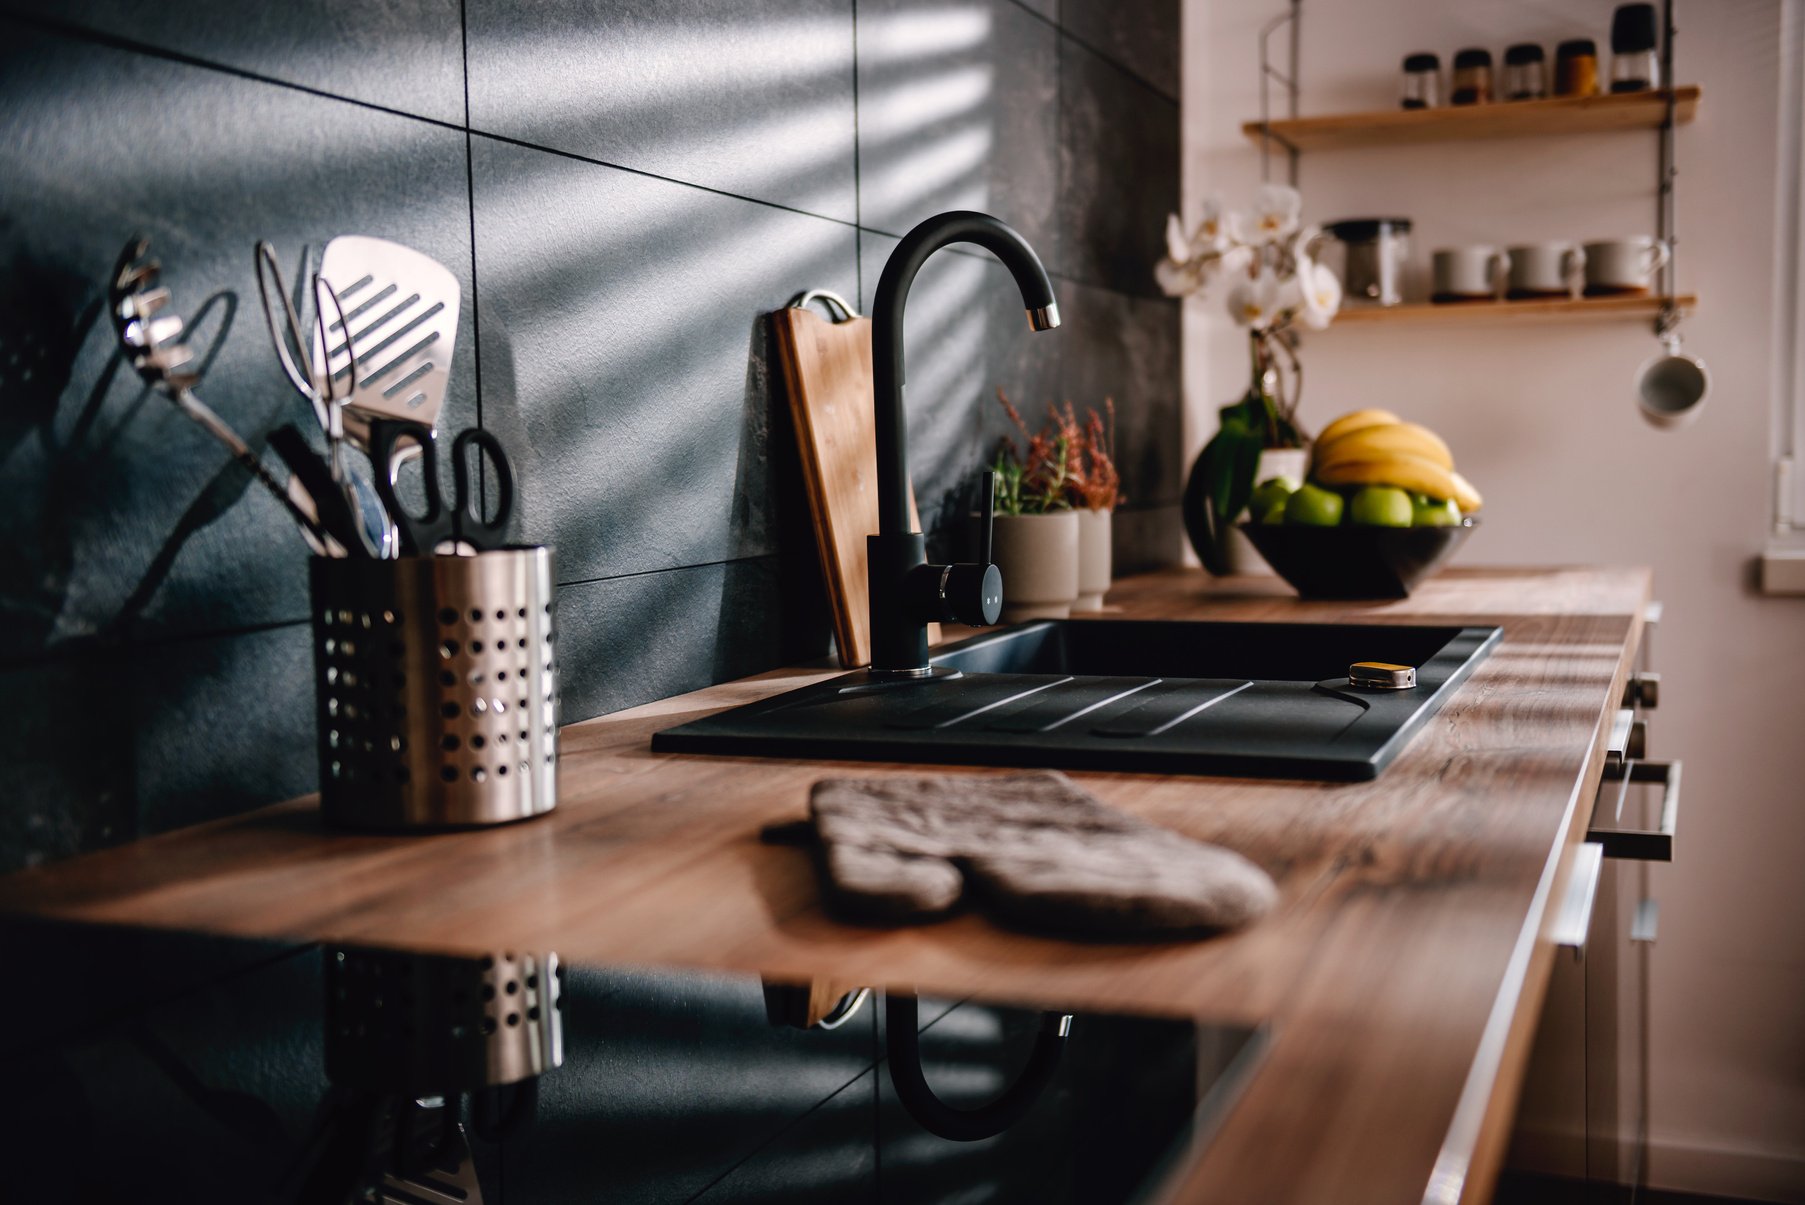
[866,211,1062,678]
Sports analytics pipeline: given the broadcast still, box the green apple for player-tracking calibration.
[1411,493,1462,527]
[1285,482,1346,527]
[1259,497,1289,524]
[1247,475,1300,520]
[1350,486,1414,527]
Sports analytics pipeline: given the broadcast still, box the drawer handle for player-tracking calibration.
[1589,759,1682,861]
[1550,841,1604,956]
[1623,671,1661,710]
[1606,708,1635,765]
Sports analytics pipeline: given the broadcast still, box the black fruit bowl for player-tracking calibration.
[1239,519,1478,599]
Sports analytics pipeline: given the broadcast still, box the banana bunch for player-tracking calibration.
[1309,409,1483,513]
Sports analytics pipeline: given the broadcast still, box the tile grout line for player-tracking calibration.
[851,0,864,306]
[1001,0,1181,105]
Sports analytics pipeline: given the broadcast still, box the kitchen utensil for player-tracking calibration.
[772,289,938,668]
[1324,219,1412,306]
[311,549,560,828]
[107,237,329,549]
[268,424,368,555]
[314,235,462,441]
[255,241,399,558]
[1583,237,1670,295]
[369,419,514,556]
[1507,242,1586,298]
[1637,334,1710,428]
[1400,52,1440,109]
[1432,246,1510,301]
[1238,519,1478,599]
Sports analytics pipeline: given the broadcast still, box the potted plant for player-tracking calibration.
[1155,185,1343,574]
[988,391,1122,620]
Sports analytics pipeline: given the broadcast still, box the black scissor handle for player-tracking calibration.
[448,427,514,552]
[368,418,450,556]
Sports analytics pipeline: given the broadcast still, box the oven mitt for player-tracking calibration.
[795,771,1278,938]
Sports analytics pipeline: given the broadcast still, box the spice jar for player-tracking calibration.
[1503,43,1546,100]
[1555,39,1601,97]
[1611,3,1661,93]
[1401,52,1441,109]
[1451,48,1493,105]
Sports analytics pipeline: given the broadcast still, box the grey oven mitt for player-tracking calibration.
[789,771,1278,938]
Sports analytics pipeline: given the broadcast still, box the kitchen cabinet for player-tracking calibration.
[1505,602,1672,1202]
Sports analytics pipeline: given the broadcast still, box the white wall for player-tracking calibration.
[1181,1,1805,1199]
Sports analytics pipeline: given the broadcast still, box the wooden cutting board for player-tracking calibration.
[774,303,938,668]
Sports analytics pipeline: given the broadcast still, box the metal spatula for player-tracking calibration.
[312,235,461,443]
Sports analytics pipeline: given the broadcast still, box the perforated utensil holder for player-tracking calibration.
[325,946,564,1093]
[311,548,559,829]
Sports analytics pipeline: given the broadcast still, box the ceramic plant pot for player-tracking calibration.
[1073,507,1113,611]
[992,510,1080,622]
[1225,446,1308,575]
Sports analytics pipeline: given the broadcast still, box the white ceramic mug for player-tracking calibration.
[1584,237,1670,294]
[1433,246,1510,301]
[1637,337,1710,429]
[1507,242,1586,298]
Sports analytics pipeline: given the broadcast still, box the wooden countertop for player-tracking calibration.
[0,566,1651,1204]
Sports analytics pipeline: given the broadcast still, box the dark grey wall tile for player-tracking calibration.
[0,21,477,655]
[509,965,875,1203]
[1014,0,1056,21]
[1058,0,1181,99]
[856,0,1060,266]
[1054,278,1181,507]
[1057,39,1179,298]
[555,555,829,724]
[694,1069,877,1203]
[0,620,316,871]
[472,137,857,583]
[857,229,1063,551]
[466,0,857,222]
[5,1,466,123]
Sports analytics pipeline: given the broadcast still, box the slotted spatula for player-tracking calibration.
[312,235,461,444]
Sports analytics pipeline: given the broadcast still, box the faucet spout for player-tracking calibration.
[866,212,1061,676]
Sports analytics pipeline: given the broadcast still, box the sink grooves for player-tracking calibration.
[1092,680,1256,738]
[986,677,1164,733]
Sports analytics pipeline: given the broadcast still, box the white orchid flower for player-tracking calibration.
[1163,212,1191,264]
[1192,195,1234,254]
[1155,254,1205,297]
[1296,259,1343,330]
[1227,268,1284,330]
[1251,183,1302,243]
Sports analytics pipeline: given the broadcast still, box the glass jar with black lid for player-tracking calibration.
[1401,52,1441,109]
[1503,43,1546,100]
[1555,39,1601,97]
[1611,3,1661,92]
[1450,48,1493,105]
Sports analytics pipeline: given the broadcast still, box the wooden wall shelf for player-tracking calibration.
[1242,86,1700,152]
[1324,293,1697,328]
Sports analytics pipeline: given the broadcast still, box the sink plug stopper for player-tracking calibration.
[1350,661,1417,690]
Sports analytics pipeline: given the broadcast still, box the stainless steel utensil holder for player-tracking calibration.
[325,946,564,1093]
[310,548,559,829]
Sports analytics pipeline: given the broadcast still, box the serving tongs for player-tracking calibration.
[255,240,398,558]
[108,237,340,551]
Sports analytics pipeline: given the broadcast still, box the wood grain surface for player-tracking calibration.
[0,566,1652,1205]
[1242,86,1700,152]
[1327,293,1698,328]
[772,304,937,667]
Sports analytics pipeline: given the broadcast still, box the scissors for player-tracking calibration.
[368,418,515,555]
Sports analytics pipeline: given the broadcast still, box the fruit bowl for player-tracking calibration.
[1239,519,1478,599]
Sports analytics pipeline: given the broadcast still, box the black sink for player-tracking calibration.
[652,619,1500,780]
